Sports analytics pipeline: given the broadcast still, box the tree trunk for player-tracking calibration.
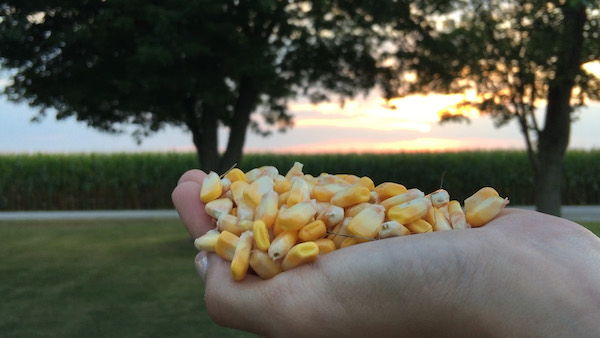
[186,100,220,172]
[219,76,259,172]
[534,4,586,216]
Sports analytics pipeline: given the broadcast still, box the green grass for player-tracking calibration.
[581,222,600,236]
[0,219,252,338]
[0,219,598,337]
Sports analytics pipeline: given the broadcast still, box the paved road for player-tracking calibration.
[0,206,599,222]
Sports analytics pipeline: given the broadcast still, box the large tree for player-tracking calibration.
[387,0,600,216]
[0,0,448,172]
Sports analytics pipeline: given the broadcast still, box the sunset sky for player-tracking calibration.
[1,72,599,154]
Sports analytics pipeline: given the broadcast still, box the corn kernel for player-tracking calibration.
[245,168,262,182]
[332,217,352,248]
[277,200,317,231]
[340,237,359,248]
[406,219,433,234]
[230,181,249,205]
[369,191,380,204]
[298,220,327,242]
[285,162,304,180]
[466,195,509,227]
[238,219,254,231]
[316,205,344,228]
[200,171,223,203]
[286,177,310,207]
[225,168,247,183]
[380,188,425,210]
[345,202,372,217]
[314,238,336,254]
[231,231,253,281]
[220,177,232,193]
[347,205,385,239]
[253,220,271,251]
[448,200,469,229]
[281,242,319,271]
[316,173,346,185]
[312,184,347,202]
[273,175,291,194]
[194,229,220,251]
[269,231,298,260]
[388,197,431,225]
[423,205,436,226]
[244,176,274,206]
[375,182,408,201]
[259,166,279,179]
[272,205,287,236]
[330,185,371,208]
[379,221,410,239]
[356,176,375,190]
[464,187,500,212]
[433,207,452,231]
[249,250,281,279]
[217,214,245,236]
[336,174,360,184]
[204,198,233,219]
[215,231,240,261]
[429,189,450,208]
[255,190,278,228]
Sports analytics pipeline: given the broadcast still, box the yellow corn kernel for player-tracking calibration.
[378,221,410,239]
[238,219,254,231]
[332,217,352,248]
[231,231,253,281]
[255,190,278,228]
[347,205,385,239]
[298,220,327,242]
[200,171,223,203]
[253,220,271,251]
[277,200,317,231]
[244,176,274,206]
[217,214,245,236]
[439,205,450,220]
[230,207,237,217]
[273,175,292,194]
[387,197,431,225]
[316,173,347,185]
[330,185,371,208]
[433,207,452,231]
[230,181,249,205]
[314,238,336,254]
[312,184,347,202]
[236,202,254,221]
[464,187,500,212]
[448,200,469,230]
[316,205,344,228]
[406,219,433,234]
[336,174,360,184]
[429,189,450,208]
[380,188,425,210]
[224,168,247,183]
[466,196,509,227]
[220,177,231,193]
[194,229,220,252]
[268,231,298,260]
[249,250,282,279]
[245,168,262,182]
[285,162,304,180]
[345,202,372,217]
[375,182,408,201]
[204,198,233,219]
[286,177,311,207]
[340,237,359,248]
[272,206,287,236]
[304,174,317,186]
[278,191,290,207]
[281,242,319,271]
[423,204,436,226]
[215,231,240,261]
[356,176,375,190]
[259,166,279,179]
[369,191,380,204]
[327,222,342,241]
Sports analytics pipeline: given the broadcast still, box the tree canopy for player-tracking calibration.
[0,0,453,171]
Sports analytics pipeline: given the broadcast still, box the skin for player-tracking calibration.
[172,170,600,337]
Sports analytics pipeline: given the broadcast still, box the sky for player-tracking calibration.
[1,89,599,154]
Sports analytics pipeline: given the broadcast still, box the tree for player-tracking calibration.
[388,0,600,216]
[0,0,449,172]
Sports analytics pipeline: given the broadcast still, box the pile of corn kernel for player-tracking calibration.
[194,162,509,281]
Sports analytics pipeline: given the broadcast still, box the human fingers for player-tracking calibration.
[172,172,214,238]
[178,169,207,185]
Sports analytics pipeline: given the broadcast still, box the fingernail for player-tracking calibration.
[195,251,208,281]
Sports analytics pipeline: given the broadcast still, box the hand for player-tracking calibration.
[172,169,600,337]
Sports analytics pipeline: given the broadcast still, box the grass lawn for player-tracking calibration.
[1,218,598,338]
[0,219,251,338]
